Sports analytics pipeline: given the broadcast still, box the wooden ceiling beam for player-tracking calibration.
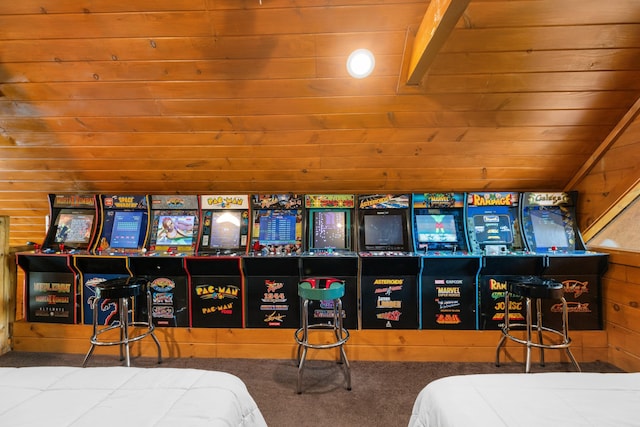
[405,0,470,86]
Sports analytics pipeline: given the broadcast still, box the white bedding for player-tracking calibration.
[408,372,640,427]
[0,366,267,427]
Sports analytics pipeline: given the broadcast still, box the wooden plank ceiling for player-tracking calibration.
[1,0,640,246]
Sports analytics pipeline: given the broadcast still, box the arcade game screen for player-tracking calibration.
[109,210,144,249]
[207,210,242,249]
[54,210,95,247]
[362,211,407,250]
[154,214,196,247]
[415,213,458,244]
[311,210,350,250]
[258,211,297,246]
[529,207,571,250]
[471,214,514,245]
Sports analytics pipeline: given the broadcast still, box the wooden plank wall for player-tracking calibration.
[602,251,640,372]
[2,0,640,249]
[572,108,640,231]
[571,109,640,372]
[11,322,608,365]
[5,104,640,367]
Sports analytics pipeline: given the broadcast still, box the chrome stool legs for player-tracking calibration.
[83,277,162,367]
[496,277,580,373]
[294,278,351,394]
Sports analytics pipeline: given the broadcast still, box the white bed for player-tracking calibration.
[0,366,267,427]
[408,372,640,427]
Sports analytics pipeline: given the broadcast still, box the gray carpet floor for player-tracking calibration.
[0,351,623,427]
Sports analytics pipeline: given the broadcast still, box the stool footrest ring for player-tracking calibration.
[294,324,350,350]
[89,322,157,347]
[500,324,572,350]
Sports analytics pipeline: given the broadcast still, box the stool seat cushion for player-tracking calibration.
[298,281,345,300]
[507,276,564,300]
[96,276,146,300]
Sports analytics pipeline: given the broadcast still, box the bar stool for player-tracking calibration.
[294,277,351,394]
[495,275,580,373]
[83,276,162,367]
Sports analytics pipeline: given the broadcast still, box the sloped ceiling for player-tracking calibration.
[1,0,640,245]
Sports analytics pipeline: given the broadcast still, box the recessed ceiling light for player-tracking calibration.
[346,49,375,79]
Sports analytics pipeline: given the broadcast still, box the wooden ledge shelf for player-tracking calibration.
[11,321,608,364]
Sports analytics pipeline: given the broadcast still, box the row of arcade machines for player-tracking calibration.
[16,192,607,332]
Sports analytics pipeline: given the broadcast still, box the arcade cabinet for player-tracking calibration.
[74,254,132,325]
[74,194,151,324]
[249,194,303,256]
[358,194,420,329]
[520,191,589,254]
[188,194,250,328]
[17,253,80,324]
[520,191,608,329]
[17,194,99,324]
[244,194,304,328]
[127,195,199,327]
[467,192,545,330]
[301,194,358,329]
[196,194,250,256]
[146,195,199,256]
[92,195,150,255]
[412,193,479,330]
[42,194,100,254]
